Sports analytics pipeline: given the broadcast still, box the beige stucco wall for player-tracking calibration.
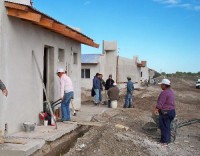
[0,3,81,133]
[141,66,149,82]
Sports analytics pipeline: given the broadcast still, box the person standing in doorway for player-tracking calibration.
[93,73,101,105]
[154,79,175,146]
[57,68,74,121]
[124,76,134,108]
[0,80,8,96]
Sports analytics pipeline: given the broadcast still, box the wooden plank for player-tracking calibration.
[7,8,41,23]
[63,121,103,127]
[52,23,66,32]
[5,2,29,11]
[39,17,54,28]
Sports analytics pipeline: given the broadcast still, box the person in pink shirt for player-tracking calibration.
[57,68,74,121]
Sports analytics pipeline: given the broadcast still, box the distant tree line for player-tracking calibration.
[160,71,200,77]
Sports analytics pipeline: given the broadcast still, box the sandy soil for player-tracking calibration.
[65,77,200,156]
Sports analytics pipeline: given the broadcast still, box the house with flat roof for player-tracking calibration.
[81,41,152,90]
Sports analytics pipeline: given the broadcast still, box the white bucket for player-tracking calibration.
[111,100,118,108]
[44,120,48,126]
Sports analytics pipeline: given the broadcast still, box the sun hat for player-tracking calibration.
[57,68,64,73]
[158,79,171,85]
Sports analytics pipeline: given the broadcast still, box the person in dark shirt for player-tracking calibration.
[92,73,101,105]
[99,74,105,104]
[105,74,114,90]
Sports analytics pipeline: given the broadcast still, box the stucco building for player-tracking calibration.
[0,0,98,133]
[81,41,152,89]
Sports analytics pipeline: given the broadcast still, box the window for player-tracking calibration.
[81,69,90,78]
[73,53,78,64]
[58,49,64,62]
[141,72,143,77]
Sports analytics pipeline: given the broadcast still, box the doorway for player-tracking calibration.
[43,46,54,102]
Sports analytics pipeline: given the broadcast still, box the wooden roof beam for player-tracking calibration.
[6,8,41,23]
[5,2,29,11]
[39,17,54,28]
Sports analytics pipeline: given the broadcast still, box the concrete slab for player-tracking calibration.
[0,104,109,155]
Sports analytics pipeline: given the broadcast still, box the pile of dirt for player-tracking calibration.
[65,77,200,156]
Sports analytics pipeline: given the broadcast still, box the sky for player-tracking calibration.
[33,0,200,73]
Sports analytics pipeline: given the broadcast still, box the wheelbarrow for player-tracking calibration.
[142,114,200,142]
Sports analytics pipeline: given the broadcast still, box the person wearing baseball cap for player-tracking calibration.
[154,78,175,146]
[57,68,74,121]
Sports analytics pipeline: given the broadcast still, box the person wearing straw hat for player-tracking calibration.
[57,68,74,121]
[154,78,176,146]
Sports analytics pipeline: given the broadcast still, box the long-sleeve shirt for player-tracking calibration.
[0,80,6,91]
[127,80,134,93]
[156,88,175,110]
[93,76,101,89]
[59,74,73,98]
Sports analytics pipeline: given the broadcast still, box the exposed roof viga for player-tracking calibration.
[4,1,99,48]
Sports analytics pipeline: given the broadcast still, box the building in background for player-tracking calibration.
[81,40,153,90]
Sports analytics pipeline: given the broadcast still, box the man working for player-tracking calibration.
[123,76,134,108]
[57,68,74,121]
[99,74,105,104]
[107,83,119,108]
[154,78,175,146]
[0,80,8,96]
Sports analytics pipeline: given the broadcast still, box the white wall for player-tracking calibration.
[5,0,31,5]
[0,5,81,133]
[141,66,149,82]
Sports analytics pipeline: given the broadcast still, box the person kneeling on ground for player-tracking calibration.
[107,83,120,108]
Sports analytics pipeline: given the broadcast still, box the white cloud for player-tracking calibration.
[84,1,91,5]
[153,0,200,11]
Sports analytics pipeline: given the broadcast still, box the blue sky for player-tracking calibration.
[33,0,200,73]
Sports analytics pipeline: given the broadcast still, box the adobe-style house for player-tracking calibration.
[81,40,152,89]
[0,0,98,133]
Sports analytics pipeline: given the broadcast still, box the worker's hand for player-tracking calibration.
[2,89,8,97]
[153,107,159,115]
[60,96,63,100]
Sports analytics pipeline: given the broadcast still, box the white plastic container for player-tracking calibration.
[111,100,118,108]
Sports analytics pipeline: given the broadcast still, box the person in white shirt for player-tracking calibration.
[57,68,74,121]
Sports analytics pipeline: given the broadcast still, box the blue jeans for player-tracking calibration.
[159,109,176,143]
[124,92,133,108]
[61,91,74,121]
[94,89,99,104]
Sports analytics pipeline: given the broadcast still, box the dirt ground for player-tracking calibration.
[65,77,200,156]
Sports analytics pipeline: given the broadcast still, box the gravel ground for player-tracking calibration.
[65,77,200,156]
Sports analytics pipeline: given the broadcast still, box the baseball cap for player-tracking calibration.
[158,79,171,85]
[57,68,64,73]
